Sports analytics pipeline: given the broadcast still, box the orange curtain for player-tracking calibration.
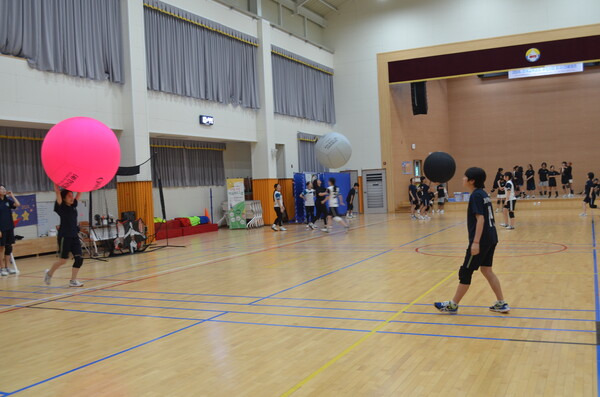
[117,181,155,236]
[278,178,295,221]
[252,179,279,225]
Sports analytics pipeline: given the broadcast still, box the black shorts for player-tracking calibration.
[561,176,569,185]
[549,179,557,187]
[57,236,82,259]
[504,200,517,211]
[462,243,496,271]
[328,207,339,217]
[0,229,15,246]
[584,196,591,203]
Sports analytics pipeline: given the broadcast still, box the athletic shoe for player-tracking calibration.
[69,280,84,288]
[7,267,17,275]
[271,225,278,231]
[434,301,458,313]
[0,268,8,276]
[580,213,587,217]
[499,223,508,227]
[489,301,510,313]
[506,226,515,230]
[309,223,315,229]
[280,226,287,231]
[495,208,499,213]
[44,269,52,285]
[306,224,311,228]
[440,210,444,214]
[333,216,342,222]
[411,215,417,220]
[321,228,329,232]
[344,225,350,231]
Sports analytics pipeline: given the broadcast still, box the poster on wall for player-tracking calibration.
[13,194,37,227]
[226,178,246,229]
[402,161,412,175]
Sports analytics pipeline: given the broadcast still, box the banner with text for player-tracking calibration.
[226,178,246,229]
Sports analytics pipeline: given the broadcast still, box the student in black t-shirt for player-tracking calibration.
[496,177,506,213]
[514,166,524,198]
[0,185,21,276]
[408,178,419,220]
[313,179,328,228]
[538,162,549,197]
[581,172,595,217]
[44,184,84,287]
[548,165,559,198]
[436,183,447,214]
[419,178,431,219]
[491,168,503,193]
[346,183,359,219]
[525,164,535,198]
[434,167,509,314]
[566,162,574,197]
[560,161,570,197]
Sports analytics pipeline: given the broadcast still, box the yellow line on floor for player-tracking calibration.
[280,270,457,396]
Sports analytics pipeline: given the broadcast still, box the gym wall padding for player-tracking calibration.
[293,173,307,223]
[278,178,295,221]
[117,181,155,236]
[322,172,351,215]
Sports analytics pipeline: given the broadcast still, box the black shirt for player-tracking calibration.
[548,170,559,180]
[525,169,534,181]
[497,179,506,192]
[515,170,523,184]
[55,200,79,238]
[585,180,594,196]
[538,168,549,182]
[409,185,418,201]
[0,197,16,231]
[467,189,498,246]
[492,173,502,189]
[437,185,445,198]
[565,166,573,179]
[346,188,356,203]
[421,184,430,199]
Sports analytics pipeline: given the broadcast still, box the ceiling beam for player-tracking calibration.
[276,0,327,27]
[296,0,311,9]
[317,0,338,12]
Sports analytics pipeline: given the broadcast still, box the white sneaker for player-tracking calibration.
[411,215,417,220]
[280,226,287,231]
[506,226,515,230]
[44,269,52,285]
[7,267,17,275]
[0,268,8,277]
[495,208,499,213]
[499,223,508,227]
[321,228,329,233]
[580,213,588,217]
[69,280,84,288]
[309,223,315,229]
[306,224,311,228]
[271,224,279,231]
[440,210,444,214]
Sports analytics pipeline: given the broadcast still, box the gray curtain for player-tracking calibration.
[272,46,335,124]
[0,0,123,83]
[0,127,52,192]
[150,138,225,187]
[144,0,259,109]
[298,132,328,173]
[0,126,117,192]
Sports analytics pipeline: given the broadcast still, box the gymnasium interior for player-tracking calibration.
[1,0,600,395]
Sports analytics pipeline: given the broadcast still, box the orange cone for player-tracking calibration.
[204,208,210,222]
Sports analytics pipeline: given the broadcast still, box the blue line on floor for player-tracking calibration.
[403,311,595,322]
[248,222,463,305]
[389,320,594,333]
[5,312,227,396]
[209,319,370,333]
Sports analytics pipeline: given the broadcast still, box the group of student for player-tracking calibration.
[0,183,85,286]
[272,178,359,233]
[491,162,575,200]
[408,177,447,220]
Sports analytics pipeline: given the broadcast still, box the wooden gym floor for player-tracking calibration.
[0,204,598,396]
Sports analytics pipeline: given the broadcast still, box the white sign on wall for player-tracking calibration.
[508,63,583,79]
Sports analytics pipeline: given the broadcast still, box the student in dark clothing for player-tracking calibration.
[560,161,570,197]
[436,183,447,214]
[408,178,419,220]
[514,166,524,198]
[566,162,574,197]
[44,184,84,287]
[434,167,509,314]
[538,162,549,197]
[346,183,359,219]
[581,172,595,217]
[525,164,535,198]
[491,168,503,193]
[0,184,21,276]
[313,179,328,228]
[419,177,431,219]
[548,165,560,198]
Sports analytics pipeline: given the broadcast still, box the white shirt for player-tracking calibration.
[327,186,339,207]
[274,191,282,207]
[302,189,315,206]
[505,180,515,201]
